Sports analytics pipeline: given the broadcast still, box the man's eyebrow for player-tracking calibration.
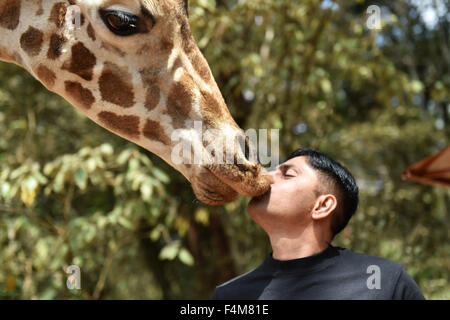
[277,164,301,172]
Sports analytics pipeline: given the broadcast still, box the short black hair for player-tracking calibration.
[286,148,359,238]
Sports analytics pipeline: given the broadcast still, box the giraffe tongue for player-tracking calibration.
[205,163,271,198]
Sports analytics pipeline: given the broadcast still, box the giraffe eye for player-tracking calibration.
[100,10,139,36]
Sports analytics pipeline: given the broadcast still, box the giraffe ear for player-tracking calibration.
[182,0,189,16]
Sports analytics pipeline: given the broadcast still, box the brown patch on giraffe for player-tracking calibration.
[36,8,44,16]
[98,111,140,138]
[99,62,135,108]
[37,65,56,88]
[166,73,194,128]
[142,119,171,145]
[135,38,173,60]
[49,2,67,27]
[33,0,44,16]
[87,23,96,41]
[145,84,161,111]
[160,38,174,53]
[141,74,161,111]
[189,49,212,83]
[199,90,229,125]
[47,34,66,60]
[0,0,21,30]
[20,27,44,57]
[64,81,95,109]
[62,42,96,81]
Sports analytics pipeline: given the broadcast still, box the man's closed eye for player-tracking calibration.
[282,169,297,178]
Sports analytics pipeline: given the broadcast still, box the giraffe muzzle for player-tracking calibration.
[189,146,271,206]
[187,130,271,205]
[190,163,271,206]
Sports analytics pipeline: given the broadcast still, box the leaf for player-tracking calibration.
[86,158,97,172]
[34,171,48,184]
[6,274,16,292]
[320,78,332,94]
[75,168,88,190]
[195,208,210,226]
[35,238,49,261]
[118,216,133,230]
[43,162,55,175]
[53,170,66,193]
[10,165,27,179]
[149,226,162,242]
[1,182,11,199]
[24,176,38,191]
[100,143,113,155]
[78,147,91,157]
[175,216,190,237]
[21,181,38,207]
[140,182,153,202]
[178,248,194,266]
[117,149,132,165]
[159,242,180,261]
[411,80,423,93]
[153,167,170,184]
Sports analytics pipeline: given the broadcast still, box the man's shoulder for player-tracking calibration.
[336,246,403,270]
[211,262,270,299]
[215,263,265,289]
[341,247,424,299]
[335,246,426,298]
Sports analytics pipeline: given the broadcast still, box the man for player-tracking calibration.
[211,148,425,300]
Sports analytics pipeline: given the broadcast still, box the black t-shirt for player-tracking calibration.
[211,245,425,300]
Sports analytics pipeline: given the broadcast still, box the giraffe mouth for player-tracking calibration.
[188,131,271,205]
[190,163,271,206]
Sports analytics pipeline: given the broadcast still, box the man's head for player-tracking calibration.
[248,148,359,241]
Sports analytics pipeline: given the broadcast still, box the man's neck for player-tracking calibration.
[268,227,331,261]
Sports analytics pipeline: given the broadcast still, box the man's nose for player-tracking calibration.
[261,167,276,184]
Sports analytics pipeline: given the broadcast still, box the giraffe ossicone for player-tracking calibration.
[0,0,271,205]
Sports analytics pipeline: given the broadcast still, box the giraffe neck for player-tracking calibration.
[0,0,271,205]
[0,0,198,177]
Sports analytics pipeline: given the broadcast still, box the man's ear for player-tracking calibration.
[312,194,337,220]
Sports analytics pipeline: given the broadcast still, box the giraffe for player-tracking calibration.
[0,0,271,205]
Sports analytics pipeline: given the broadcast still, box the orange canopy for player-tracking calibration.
[403,146,450,187]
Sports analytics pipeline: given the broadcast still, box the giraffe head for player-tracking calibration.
[0,0,271,205]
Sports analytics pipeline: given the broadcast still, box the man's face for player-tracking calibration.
[248,156,321,228]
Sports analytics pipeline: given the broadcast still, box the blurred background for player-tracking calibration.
[0,0,449,299]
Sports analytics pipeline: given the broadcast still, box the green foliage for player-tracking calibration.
[0,0,449,299]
